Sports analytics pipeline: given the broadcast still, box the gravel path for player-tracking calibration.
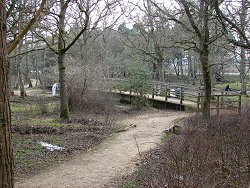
[15,110,186,188]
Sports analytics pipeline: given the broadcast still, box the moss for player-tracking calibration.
[161,131,171,143]
[60,108,70,119]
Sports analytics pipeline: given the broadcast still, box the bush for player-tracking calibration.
[127,109,250,187]
[113,60,152,109]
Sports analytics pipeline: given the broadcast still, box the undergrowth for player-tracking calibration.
[121,105,250,188]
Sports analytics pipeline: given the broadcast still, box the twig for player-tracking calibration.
[134,135,142,160]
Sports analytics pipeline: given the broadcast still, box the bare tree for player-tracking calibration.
[35,0,120,119]
[215,0,250,49]
[150,0,227,117]
[0,1,13,187]
[0,0,47,187]
[118,0,172,82]
[7,0,47,54]
[215,0,249,94]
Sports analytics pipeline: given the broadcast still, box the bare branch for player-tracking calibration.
[64,6,90,52]
[214,0,250,49]
[9,46,48,58]
[7,0,47,54]
[179,0,202,40]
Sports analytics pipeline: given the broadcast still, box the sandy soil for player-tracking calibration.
[15,110,186,188]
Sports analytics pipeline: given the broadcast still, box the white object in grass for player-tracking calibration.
[39,141,65,151]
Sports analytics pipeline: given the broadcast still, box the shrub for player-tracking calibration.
[128,108,250,187]
[113,60,152,109]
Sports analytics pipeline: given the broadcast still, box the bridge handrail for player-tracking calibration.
[108,78,242,115]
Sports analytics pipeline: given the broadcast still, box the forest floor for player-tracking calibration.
[12,88,187,188]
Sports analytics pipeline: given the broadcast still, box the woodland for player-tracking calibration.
[0,0,250,187]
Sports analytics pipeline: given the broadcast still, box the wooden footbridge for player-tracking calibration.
[108,79,242,115]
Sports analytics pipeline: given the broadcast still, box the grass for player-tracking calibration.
[16,117,63,127]
[161,131,171,143]
[122,179,138,188]
[11,97,112,180]
[13,134,45,161]
[214,81,250,91]
[11,101,59,121]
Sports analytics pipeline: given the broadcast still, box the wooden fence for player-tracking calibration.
[197,93,242,115]
[108,78,242,114]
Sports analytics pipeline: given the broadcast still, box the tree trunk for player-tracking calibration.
[58,51,69,118]
[211,65,216,87]
[8,60,14,96]
[35,59,39,87]
[57,0,69,119]
[199,1,211,118]
[240,47,247,94]
[239,0,248,95]
[156,59,164,82]
[200,44,211,118]
[25,52,33,88]
[155,45,165,82]
[180,58,184,79]
[188,53,196,85]
[173,59,180,78]
[0,0,14,186]
[221,63,225,82]
[17,56,27,97]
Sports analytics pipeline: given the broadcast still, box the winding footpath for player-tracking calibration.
[16,110,187,188]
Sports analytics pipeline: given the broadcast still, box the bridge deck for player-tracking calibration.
[114,90,197,110]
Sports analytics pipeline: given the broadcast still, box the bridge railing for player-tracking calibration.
[197,93,242,115]
[108,78,200,106]
[107,78,242,114]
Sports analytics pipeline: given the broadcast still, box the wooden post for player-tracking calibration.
[238,95,241,114]
[180,87,183,105]
[216,95,220,115]
[221,91,224,108]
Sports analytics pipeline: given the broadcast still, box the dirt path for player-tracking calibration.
[15,110,187,188]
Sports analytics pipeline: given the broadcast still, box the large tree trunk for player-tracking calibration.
[0,0,14,186]
[155,46,165,82]
[156,59,164,82]
[58,51,69,119]
[57,0,69,119]
[198,1,212,118]
[200,44,211,118]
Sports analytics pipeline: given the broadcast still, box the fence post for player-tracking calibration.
[238,95,241,114]
[221,91,224,108]
[180,87,183,105]
[216,95,220,115]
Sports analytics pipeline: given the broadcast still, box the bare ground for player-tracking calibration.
[15,109,187,188]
